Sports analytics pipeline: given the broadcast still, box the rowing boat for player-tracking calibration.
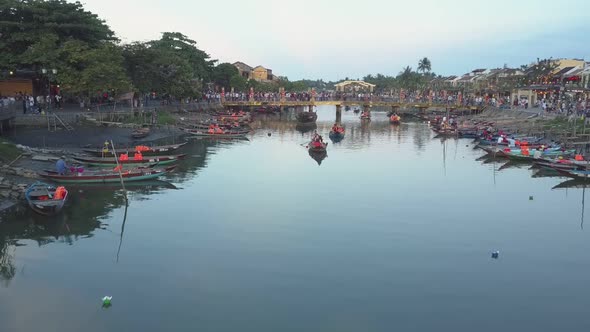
[329,130,345,142]
[296,111,318,123]
[132,127,150,139]
[73,154,186,167]
[308,141,328,153]
[25,182,68,216]
[181,128,249,138]
[40,166,175,184]
[82,142,187,157]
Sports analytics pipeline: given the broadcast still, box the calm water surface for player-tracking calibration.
[2,106,590,331]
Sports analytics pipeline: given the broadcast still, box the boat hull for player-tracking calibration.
[40,167,174,184]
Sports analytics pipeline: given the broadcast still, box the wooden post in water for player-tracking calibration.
[335,104,342,123]
[110,140,128,201]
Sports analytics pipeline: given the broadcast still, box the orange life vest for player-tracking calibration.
[113,165,123,172]
[54,186,66,200]
[119,153,128,161]
[575,154,584,161]
[134,152,143,160]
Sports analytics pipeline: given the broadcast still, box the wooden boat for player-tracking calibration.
[308,141,328,153]
[496,149,576,161]
[40,166,176,184]
[82,142,187,157]
[389,115,401,124]
[131,126,151,139]
[73,154,186,167]
[296,111,318,123]
[181,128,249,138]
[25,182,68,216]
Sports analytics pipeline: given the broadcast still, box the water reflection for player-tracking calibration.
[308,150,328,165]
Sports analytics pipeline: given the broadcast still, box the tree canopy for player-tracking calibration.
[0,0,116,71]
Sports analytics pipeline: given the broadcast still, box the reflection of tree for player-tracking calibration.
[0,184,169,284]
[412,122,430,152]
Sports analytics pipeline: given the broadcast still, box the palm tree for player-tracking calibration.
[418,57,432,74]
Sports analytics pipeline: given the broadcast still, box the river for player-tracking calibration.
[1,106,590,331]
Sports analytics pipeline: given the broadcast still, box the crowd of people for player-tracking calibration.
[0,92,63,114]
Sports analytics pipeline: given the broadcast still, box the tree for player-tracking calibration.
[211,63,239,90]
[418,57,432,74]
[122,32,215,97]
[58,41,131,97]
[229,75,247,91]
[0,0,116,71]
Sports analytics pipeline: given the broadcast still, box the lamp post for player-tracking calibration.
[41,68,58,112]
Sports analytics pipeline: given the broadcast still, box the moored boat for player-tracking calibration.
[25,182,68,216]
[131,126,151,139]
[82,142,187,157]
[296,111,318,123]
[181,128,249,138]
[73,154,186,167]
[40,166,176,184]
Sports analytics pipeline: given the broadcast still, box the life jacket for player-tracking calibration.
[135,145,149,152]
[134,152,143,160]
[575,154,584,161]
[313,141,322,148]
[522,149,530,156]
[214,128,224,134]
[119,153,128,161]
[54,186,66,200]
[113,165,123,172]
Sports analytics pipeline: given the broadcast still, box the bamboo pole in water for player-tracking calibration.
[110,140,127,201]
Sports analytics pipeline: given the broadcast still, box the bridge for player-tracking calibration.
[222,99,482,111]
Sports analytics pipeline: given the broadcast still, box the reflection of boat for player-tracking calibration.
[558,169,590,180]
[131,126,150,139]
[73,154,186,167]
[329,131,345,142]
[308,150,327,165]
[295,122,317,133]
[553,179,590,189]
[296,111,317,123]
[40,166,175,183]
[25,182,68,216]
[66,180,178,191]
[82,142,187,157]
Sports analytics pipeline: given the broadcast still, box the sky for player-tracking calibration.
[82,0,590,81]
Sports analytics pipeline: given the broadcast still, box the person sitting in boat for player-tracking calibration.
[56,156,68,175]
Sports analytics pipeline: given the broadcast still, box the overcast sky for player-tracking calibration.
[82,0,590,81]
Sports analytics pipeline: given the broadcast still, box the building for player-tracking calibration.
[233,62,252,79]
[232,62,277,82]
[251,66,274,81]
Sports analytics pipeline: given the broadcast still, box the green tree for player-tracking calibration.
[58,41,131,97]
[122,32,215,97]
[229,75,248,91]
[418,57,432,74]
[0,0,116,71]
[211,63,239,90]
